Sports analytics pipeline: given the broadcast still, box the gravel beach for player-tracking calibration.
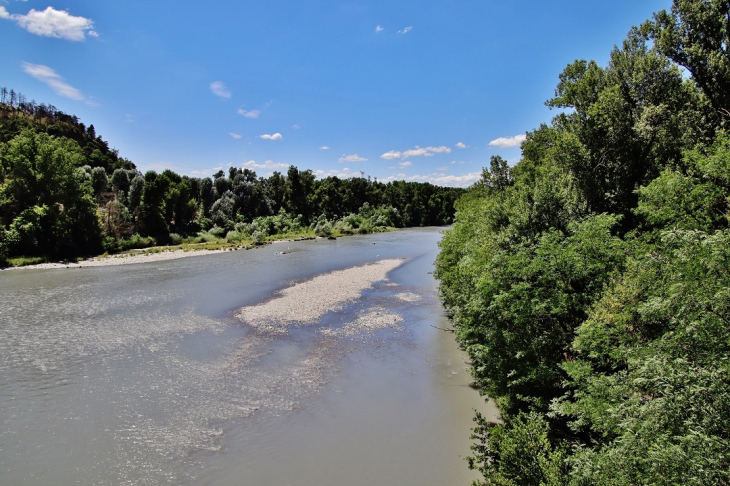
[236,258,406,333]
[1,248,229,271]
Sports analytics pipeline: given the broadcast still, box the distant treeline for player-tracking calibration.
[435,1,730,484]
[0,94,463,264]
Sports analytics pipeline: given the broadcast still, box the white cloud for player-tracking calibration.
[383,171,481,188]
[228,132,242,139]
[426,145,451,154]
[398,161,412,168]
[375,25,384,32]
[242,160,289,170]
[22,62,85,101]
[398,26,413,34]
[319,146,330,150]
[436,166,449,171]
[237,108,260,118]
[189,166,225,177]
[380,145,451,159]
[124,114,135,123]
[210,81,231,99]
[402,147,431,157]
[1,6,96,41]
[380,150,401,160]
[339,154,367,163]
[260,133,283,140]
[292,124,301,129]
[313,167,364,179]
[488,134,526,148]
[456,142,468,149]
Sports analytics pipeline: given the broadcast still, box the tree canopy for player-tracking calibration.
[0,97,463,265]
[435,1,730,484]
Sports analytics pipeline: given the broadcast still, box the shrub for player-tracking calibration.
[168,233,183,245]
[314,221,333,237]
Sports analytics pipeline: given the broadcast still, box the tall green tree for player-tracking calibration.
[0,130,100,256]
[644,0,730,116]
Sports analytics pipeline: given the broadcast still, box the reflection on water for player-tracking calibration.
[0,228,497,485]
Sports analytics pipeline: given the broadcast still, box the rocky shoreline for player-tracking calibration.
[1,248,229,270]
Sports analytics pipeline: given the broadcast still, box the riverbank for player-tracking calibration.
[0,236,337,271]
[0,247,230,270]
[0,228,395,271]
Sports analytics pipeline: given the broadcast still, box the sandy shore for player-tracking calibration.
[236,258,406,333]
[1,248,230,270]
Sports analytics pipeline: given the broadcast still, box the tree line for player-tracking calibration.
[0,100,463,264]
[435,0,730,484]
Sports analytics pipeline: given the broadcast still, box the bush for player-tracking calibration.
[314,221,333,237]
[208,226,227,238]
[225,230,248,243]
[117,234,157,252]
[251,230,266,244]
[0,227,8,267]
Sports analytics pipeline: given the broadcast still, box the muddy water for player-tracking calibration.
[0,228,498,485]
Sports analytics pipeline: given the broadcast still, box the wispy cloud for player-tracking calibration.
[339,154,367,163]
[22,62,86,101]
[260,133,283,140]
[210,81,231,99]
[380,150,401,160]
[189,166,225,177]
[436,166,449,171]
[0,6,97,41]
[242,160,289,170]
[488,134,526,148]
[398,161,412,168]
[380,145,451,159]
[124,114,135,123]
[398,26,413,34]
[237,108,260,118]
[456,142,468,149]
[319,146,330,150]
[375,25,384,32]
[228,132,242,139]
[314,167,363,179]
[383,171,481,188]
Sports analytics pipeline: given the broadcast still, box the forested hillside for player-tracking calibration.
[434,0,730,484]
[0,93,463,265]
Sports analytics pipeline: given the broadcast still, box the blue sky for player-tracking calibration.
[2,0,670,186]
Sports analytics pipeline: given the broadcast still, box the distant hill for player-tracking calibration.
[0,88,135,174]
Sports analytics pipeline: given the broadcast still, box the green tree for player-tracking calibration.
[138,170,170,237]
[0,130,101,256]
[468,412,568,486]
[90,166,108,196]
[644,0,730,116]
[547,29,694,220]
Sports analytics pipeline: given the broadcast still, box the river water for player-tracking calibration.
[0,228,497,485]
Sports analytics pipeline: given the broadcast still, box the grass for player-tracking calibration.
[7,256,50,267]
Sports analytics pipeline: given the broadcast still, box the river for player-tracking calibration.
[0,227,497,485]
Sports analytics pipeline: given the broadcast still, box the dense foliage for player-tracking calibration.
[0,93,463,265]
[434,1,730,484]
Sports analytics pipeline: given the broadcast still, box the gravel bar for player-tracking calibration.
[236,258,406,333]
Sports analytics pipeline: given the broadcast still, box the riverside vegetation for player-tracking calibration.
[435,1,730,484]
[0,97,463,267]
